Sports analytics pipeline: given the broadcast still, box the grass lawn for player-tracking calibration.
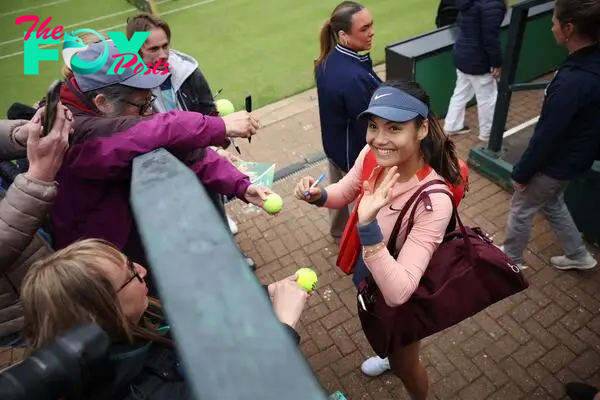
[0,0,520,114]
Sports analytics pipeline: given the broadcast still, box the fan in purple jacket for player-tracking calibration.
[53,41,271,271]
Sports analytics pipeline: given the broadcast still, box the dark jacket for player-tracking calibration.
[91,303,300,400]
[453,0,506,75]
[54,78,250,266]
[88,341,186,400]
[316,44,382,173]
[512,46,600,184]
[436,0,459,28]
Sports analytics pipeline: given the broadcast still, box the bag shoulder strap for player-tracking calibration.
[352,150,379,206]
[361,150,378,183]
[405,188,457,237]
[336,150,379,269]
[387,179,448,258]
[405,187,476,263]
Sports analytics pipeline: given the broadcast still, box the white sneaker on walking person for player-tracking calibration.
[446,126,471,136]
[551,253,597,270]
[360,356,390,377]
[444,70,498,139]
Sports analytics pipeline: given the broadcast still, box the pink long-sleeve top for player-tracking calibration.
[321,146,453,307]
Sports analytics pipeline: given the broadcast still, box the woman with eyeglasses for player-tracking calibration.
[54,40,276,294]
[20,238,309,399]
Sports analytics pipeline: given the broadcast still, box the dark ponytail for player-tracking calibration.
[422,114,462,186]
[314,1,365,76]
[315,19,336,74]
[381,80,462,185]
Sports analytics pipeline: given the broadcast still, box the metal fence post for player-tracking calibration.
[488,4,529,152]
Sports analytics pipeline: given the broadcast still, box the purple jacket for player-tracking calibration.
[52,110,250,259]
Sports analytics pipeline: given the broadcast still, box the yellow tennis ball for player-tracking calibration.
[215,99,235,116]
[263,194,283,214]
[296,267,318,292]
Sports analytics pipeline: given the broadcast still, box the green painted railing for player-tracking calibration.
[130,148,328,400]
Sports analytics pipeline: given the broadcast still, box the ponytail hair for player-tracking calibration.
[314,1,365,76]
[381,80,462,185]
[422,113,462,186]
[315,19,335,74]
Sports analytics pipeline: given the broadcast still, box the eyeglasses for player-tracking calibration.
[121,95,156,116]
[117,258,144,292]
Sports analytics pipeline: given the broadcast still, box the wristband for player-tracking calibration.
[310,189,328,206]
[358,220,384,246]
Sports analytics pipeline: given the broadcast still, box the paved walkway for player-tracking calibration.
[2,67,598,400]
[226,69,600,399]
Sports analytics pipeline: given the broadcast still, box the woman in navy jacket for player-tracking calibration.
[503,0,600,280]
[314,1,381,239]
[443,0,507,141]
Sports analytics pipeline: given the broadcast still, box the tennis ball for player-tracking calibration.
[263,193,283,214]
[215,99,235,116]
[296,267,318,292]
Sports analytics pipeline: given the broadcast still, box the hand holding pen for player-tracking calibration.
[294,173,326,203]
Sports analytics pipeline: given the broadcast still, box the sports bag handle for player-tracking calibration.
[387,179,448,258]
[405,188,475,263]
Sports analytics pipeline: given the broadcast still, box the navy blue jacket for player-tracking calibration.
[512,46,600,184]
[453,0,507,75]
[316,44,382,172]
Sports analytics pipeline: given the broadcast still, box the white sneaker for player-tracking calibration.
[446,126,471,136]
[227,215,238,235]
[360,356,390,377]
[551,254,597,270]
[478,134,490,142]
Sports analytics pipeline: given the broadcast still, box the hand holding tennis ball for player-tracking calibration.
[270,274,309,329]
[215,99,235,116]
[295,267,318,293]
[245,185,282,212]
[263,193,283,214]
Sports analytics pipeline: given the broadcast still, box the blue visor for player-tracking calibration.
[358,86,429,122]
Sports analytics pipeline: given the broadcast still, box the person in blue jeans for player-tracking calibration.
[502,0,600,272]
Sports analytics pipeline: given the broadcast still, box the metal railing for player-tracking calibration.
[488,0,554,153]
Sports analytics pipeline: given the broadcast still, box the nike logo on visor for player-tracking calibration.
[374,93,392,100]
